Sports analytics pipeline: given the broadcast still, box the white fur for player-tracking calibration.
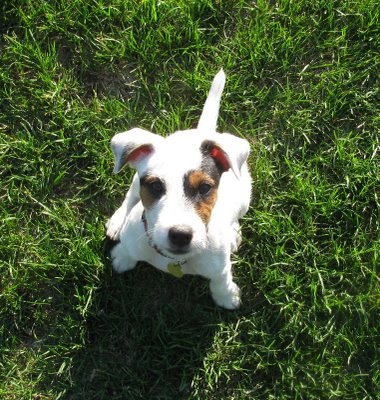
[197,68,226,132]
[106,70,251,309]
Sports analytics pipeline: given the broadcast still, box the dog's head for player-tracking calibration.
[111,128,249,259]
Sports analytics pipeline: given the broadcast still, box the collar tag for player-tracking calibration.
[167,263,184,278]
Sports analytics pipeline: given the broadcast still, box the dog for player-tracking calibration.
[106,69,251,309]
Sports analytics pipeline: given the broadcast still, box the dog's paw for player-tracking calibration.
[211,282,241,310]
[106,222,121,241]
[110,244,137,273]
[106,208,126,241]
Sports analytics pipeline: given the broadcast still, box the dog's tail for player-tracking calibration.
[197,69,226,132]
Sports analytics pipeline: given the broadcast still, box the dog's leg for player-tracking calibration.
[230,222,242,253]
[106,201,128,240]
[106,174,140,240]
[110,242,138,273]
[209,268,241,310]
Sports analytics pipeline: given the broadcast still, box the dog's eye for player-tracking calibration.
[148,180,165,197]
[198,182,212,196]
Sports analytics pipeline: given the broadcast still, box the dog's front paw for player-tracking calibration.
[211,281,241,310]
[110,243,137,273]
[106,207,127,241]
[106,221,121,241]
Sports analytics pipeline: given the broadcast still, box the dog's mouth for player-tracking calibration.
[166,246,191,256]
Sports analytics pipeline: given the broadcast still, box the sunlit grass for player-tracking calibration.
[1,0,379,399]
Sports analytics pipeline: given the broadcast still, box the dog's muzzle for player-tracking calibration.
[142,211,191,260]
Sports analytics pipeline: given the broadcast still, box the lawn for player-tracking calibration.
[0,0,379,399]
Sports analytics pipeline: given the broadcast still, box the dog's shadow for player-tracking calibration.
[62,239,243,399]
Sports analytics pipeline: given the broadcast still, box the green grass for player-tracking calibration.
[0,0,379,398]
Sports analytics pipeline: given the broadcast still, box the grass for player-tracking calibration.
[0,0,379,398]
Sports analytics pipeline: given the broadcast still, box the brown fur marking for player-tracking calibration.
[186,170,218,225]
[140,175,164,209]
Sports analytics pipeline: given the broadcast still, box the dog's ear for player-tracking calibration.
[111,128,164,173]
[201,133,250,178]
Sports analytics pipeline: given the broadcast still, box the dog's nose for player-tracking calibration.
[168,225,193,249]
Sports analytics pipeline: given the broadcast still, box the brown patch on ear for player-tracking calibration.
[140,175,165,209]
[185,170,218,225]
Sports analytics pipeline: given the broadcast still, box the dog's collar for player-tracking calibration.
[141,211,187,272]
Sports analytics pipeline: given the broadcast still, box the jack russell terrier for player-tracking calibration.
[106,69,251,309]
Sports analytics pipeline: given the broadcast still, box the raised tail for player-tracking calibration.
[197,69,226,132]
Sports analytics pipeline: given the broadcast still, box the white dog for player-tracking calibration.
[106,69,251,309]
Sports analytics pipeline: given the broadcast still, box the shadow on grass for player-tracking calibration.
[61,240,243,399]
